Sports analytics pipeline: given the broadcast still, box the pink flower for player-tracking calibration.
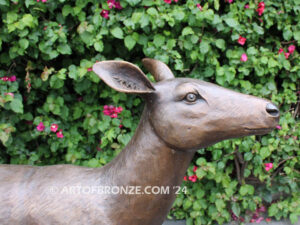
[164,0,172,4]
[50,124,58,132]
[278,48,284,54]
[258,205,266,212]
[196,3,202,10]
[115,2,122,9]
[9,75,16,82]
[87,67,93,72]
[264,163,273,172]
[288,45,295,54]
[245,4,249,8]
[36,122,45,132]
[240,53,248,62]
[276,125,282,130]
[56,129,64,138]
[100,10,109,19]
[42,0,47,2]
[231,211,238,221]
[227,0,233,3]
[174,0,178,2]
[111,113,118,118]
[103,110,110,116]
[257,2,265,16]
[107,0,115,8]
[119,124,123,128]
[193,166,198,173]
[103,105,123,118]
[115,106,123,113]
[0,76,9,81]
[284,52,290,59]
[256,217,264,223]
[188,175,197,182]
[238,36,247,45]
[4,93,14,98]
[183,176,187,181]
[266,218,271,222]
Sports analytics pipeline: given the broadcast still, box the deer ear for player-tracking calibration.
[93,61,155,93]
[142,58,174,82]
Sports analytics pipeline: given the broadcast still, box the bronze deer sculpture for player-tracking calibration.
[0,58,279,225]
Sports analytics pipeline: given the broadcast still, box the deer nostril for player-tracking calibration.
[266,103,279,117]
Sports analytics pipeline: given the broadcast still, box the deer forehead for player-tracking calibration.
[153,78,219,100]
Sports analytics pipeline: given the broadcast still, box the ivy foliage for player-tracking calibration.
[0,0,299,224]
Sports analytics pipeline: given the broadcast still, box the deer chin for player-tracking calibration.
[244,127,275,135]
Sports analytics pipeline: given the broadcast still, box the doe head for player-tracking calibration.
[93,59,279,151]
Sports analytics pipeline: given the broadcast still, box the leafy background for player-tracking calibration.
[0,0,299,224]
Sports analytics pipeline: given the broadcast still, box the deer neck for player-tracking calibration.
[99,106,195,224]
[105,106,195,188]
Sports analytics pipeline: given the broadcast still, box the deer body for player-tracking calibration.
[0,59,279,225]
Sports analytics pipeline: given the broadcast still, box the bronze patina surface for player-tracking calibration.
[0,59,279,225]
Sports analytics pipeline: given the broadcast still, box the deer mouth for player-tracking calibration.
[244,127,274,135]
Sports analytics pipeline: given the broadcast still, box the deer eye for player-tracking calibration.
[185,93,198,102]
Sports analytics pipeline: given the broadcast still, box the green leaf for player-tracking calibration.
[111,27,124,39]
[57,44,71,55]
[244,152,253,161]
[50,75,64,89]
[253,23,264,35]
[247,47,258,55]
[267,81,276,91]
[232,202,240,217]
[126,0,141,6]
[173,9,185,21]
[214,0,220,10]
[153,34,165,47]
[62,5,73,17]
[225,18,238,28]
[283,28,293,41]
[183,199,193,210]
[196,169,207,179]
[124,35,136,50]
[0,131,9,146]
[182,27,194,36]
[200,40,210,54]
[87,158,99,168]
[294,31,300,41]
[215,39,225,50]
[268,204,278,216]
[22,14,35,28]
[7,12,18,24]
[147,7,158,17]
[289,213,298,224]
[268,58,278,68]
[10,99,23,114]
[19,39,29,49]
[94,41,104,52]
[240,185,254,196]
[132,12,142,23]
[260,147,271,159]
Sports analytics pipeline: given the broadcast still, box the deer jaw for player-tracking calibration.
[148,78,279,151]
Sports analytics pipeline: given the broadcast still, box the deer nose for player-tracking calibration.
[266,103,279,117]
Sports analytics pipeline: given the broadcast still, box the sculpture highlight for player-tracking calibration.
[0,59,279,225]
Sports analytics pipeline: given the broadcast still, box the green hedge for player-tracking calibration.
[0,0,299,224]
